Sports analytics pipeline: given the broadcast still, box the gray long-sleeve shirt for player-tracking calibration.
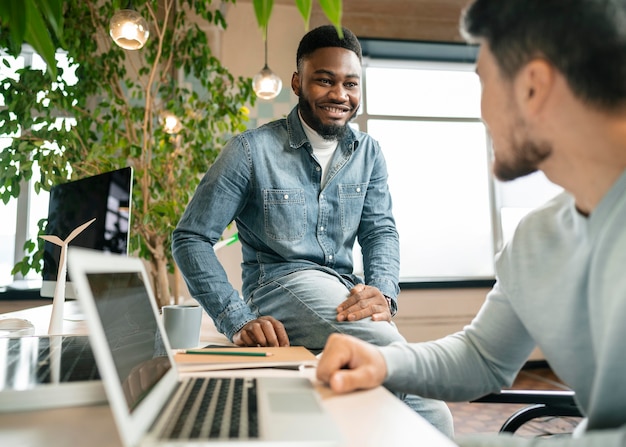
[380,169,626,446]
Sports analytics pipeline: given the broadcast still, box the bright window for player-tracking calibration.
[0,47,77,287]
[357,42,562,283]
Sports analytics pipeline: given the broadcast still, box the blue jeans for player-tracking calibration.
[247,270,454,438]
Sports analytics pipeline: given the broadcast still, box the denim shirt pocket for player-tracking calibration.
[263,188,307,241]
[339,182,368,232]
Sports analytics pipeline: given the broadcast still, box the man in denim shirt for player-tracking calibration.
[172,25,453,436]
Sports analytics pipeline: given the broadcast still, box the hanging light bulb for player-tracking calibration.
[161,111,183,134]
[109,1,149,50]
[253,28,282,100]
[253,66,282,100]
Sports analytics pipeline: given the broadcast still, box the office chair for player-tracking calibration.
[472,389,582,434]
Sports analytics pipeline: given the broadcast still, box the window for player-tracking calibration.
[0,47,77,287]
[356,41,561,284]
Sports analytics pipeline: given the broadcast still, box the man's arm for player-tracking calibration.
[172,136,259,341]
[321,283,535,401]
[456,428,626,447]
[320,328,625,447]
[358,147,400,300]
[337,143,399,322]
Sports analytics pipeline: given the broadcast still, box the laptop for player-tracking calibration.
[67,247,341,447]
[0,333,106,411]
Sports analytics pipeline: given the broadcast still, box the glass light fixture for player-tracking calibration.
[161,111,183,134]
[253,30,282,100]
[109,2,149,50]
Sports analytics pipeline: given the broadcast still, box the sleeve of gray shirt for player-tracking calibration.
[379,282,535,401]
[455,428,626,447]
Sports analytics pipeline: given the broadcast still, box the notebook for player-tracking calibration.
[0,333,106,411]
[174,346,319,372]
[67,247,341,447]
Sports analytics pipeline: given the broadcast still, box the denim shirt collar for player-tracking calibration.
[286,106,359,155]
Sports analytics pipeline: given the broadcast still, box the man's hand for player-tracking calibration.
[316,333,387,393]
[336,284,392,322]
[233,316,290,347]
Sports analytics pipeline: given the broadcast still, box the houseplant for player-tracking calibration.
[0,0,255,306]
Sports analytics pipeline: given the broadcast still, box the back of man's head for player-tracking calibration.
[296,25,362,71]
[460,0,626,110]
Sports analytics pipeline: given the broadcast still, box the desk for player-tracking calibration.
[0,303,457,447]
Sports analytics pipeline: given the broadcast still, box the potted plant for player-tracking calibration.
[0,0,255,306]
[0,0,343,306]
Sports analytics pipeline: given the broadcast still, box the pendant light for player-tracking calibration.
[109,1,150,50]
[161,111,183,135]
[253,27,282,100]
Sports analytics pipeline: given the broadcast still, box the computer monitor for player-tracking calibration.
[40,167,133,299]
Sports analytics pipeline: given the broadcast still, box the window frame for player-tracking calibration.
[356,39,498,289]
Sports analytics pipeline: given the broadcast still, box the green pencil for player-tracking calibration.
[183,350,274,357]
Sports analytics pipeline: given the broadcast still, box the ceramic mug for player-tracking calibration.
[162,305,202,349]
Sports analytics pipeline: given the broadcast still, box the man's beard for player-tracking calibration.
[298,96,356,141]
[494,140,552,181]
[493,125,552,182]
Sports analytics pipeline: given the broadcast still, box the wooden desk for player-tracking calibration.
[0,303,458,447]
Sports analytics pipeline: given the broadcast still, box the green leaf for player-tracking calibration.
[3,0,26,47]
[24,0,58,77]
[294,0,313,30]
[317,0,343,38]
[252,0,274,39]
[34,0,64,46]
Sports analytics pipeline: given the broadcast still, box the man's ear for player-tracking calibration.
[291,72,301,96]
[515,59,555,117]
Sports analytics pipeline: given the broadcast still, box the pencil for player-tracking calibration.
[183,350,274,357]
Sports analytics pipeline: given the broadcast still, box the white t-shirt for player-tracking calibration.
[299,112,338,187]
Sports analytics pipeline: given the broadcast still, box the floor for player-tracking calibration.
[446,364,582,438]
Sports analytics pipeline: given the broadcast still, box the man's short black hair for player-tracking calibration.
[461,0,626,110]
[296,25,362,70]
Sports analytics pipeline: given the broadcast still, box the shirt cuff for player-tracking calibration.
[383,294,398,316]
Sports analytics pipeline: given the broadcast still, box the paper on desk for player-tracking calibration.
[174,346,318,372]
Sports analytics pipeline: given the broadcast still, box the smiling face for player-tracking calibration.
[292,47,361,140]
[477,44,552,181]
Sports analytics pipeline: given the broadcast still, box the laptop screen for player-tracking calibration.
[85,271,172,412]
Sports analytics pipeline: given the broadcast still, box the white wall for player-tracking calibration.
[221,3,305,90]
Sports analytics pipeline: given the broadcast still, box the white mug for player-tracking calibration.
[162,305,202,349]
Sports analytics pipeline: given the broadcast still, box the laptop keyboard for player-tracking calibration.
[161,377,259,440]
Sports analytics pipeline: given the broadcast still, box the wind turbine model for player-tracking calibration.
[40,218,96,334]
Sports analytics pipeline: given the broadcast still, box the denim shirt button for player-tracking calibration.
[283,194,289,199]
[320,226,324,232]
[328,255,333,260]
[356,187,361,192]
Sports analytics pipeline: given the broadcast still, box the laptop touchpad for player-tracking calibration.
[269,391,320,413]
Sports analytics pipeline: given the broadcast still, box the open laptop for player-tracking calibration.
[67,247,341,447]
[0,333,106,411]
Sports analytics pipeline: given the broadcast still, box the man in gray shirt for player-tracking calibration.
[317,1,626,446]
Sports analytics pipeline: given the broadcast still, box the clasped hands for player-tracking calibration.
[232,284,392,347]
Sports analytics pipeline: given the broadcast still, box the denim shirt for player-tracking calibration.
[172,106,400,340]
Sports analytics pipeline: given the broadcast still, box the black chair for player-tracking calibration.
[472,389,582,434]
